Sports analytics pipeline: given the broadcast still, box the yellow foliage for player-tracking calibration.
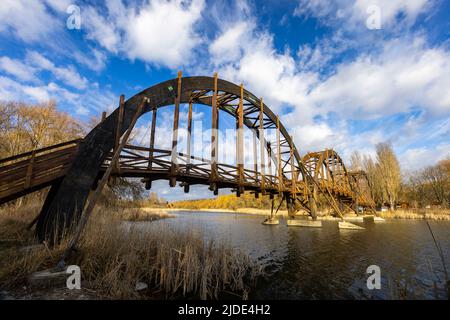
[172,192,286,210]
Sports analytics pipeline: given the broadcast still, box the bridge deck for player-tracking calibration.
[0,140,373,210]
[0,140,308,205]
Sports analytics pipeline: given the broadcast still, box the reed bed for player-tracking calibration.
[118,207,175,222]
[0,205,261,299]
[378,209,450,220]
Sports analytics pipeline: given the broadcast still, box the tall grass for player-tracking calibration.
[0,204,261,299]
[378,209,450,220]
[118,207,175,222]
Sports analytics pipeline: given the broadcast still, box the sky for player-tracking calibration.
[0,0,449,200]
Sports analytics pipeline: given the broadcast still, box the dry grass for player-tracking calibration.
[378,209,450,220]
[0,203,261,299]
[117,207,175,222]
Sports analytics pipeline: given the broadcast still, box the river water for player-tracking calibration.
[135,211,450,300]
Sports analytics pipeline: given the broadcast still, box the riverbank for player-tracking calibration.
[165,207,450,221]
[378,209,450,221]
[0,204,261,300]
[118,207,175,221]
[164,207,292,216]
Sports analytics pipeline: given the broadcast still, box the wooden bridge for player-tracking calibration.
[0,73,374,241]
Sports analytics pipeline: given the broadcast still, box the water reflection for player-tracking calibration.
[134,211,450,299]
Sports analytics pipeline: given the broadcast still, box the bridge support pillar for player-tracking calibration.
[145,107,158,190]
[170,71,182,188]
[287,196,296,218]
[353,200,359,215]
[210,73,219,193]
[308,193,318,220]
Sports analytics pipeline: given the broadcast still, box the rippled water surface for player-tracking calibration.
[135,211,450,299]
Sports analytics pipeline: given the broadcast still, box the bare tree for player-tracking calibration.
[0,101,84,158]
[421,160,448,207]
[349,151,363,171]
[376,142,401,210]
[362,154,383,206]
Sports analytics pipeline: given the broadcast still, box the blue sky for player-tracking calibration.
[0,0,449,200]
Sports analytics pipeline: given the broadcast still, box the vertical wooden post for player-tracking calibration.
[170,71,182,187]
[101,111,107,122]
[24,151,36,189]
[276,115,282,196]
[115,95,125,151]
[325,149,330,190]
[290,136,296,196]
[332,150,336,191]
[114,95,125,174]
[252,130,258,181]
[267,143,272,186]
[252,129,258,198]
[184,100,193,193]
[145,107,157,190]
[210,73,218,192]
[237,83,244,195]
[259,98,266,195]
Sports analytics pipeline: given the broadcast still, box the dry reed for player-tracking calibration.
[0,204,261,299]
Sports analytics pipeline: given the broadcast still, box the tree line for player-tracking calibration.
[1,101,448,211]
[0,101,146,205]
[350,143,449,210]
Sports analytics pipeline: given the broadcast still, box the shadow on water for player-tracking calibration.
[135,211,450,299]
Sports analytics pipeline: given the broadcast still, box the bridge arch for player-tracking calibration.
[36,74,305,241]
[302,150,375,213]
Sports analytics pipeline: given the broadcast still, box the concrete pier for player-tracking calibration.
[262,217,280,225]
[338,221,365,230]
[287,220,322,227]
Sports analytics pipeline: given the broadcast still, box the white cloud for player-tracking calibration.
[44,0,72,12]
[83,6,121,53]
[301,37,450,119]
[0,56,36,81]
[0,0,59,42]
[0,74,115,119]
[203,2,449,172]
[0,75,50,102]
[23,86,50,102]
[209,22,251,65]
[26,51,89,90]
[402,142,450,171]
[206,22,318,115]
[294,0,432,30]
[83,0,205,68]
[291,123,333,153]
[73,49,107,72]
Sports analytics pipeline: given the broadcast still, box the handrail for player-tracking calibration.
[0,139,83,165]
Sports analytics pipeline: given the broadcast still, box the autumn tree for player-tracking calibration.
[349,151,363,171]
[362,154,383,206]
[375,142,401,210]
[421,163,447,206]
[0,100,84,158]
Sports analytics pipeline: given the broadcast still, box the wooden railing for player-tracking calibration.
[0,139,82,204]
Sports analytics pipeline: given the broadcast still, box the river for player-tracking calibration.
[134,211,450,300]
